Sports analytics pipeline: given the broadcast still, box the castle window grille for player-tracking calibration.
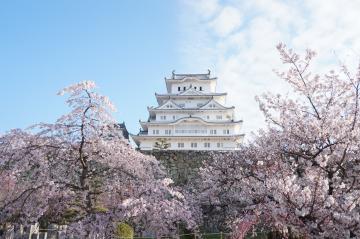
[175,129,207,134]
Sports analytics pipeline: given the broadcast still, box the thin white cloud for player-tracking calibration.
[209,6,243,37]
[177,0,360,137]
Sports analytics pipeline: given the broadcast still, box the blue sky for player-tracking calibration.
[0,0,186,134]
[1,0,360,136]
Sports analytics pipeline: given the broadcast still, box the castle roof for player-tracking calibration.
[165,70,217,92]
[165,70,216,80]
[149,98,234,111]
[139,116,243,131]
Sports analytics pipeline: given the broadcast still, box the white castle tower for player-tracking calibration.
[131,71,244,150]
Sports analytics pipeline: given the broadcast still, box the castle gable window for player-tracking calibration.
[210,129,217,135]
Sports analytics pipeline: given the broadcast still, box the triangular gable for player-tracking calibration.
[179,88,204,96]
[200,99,228,110]
[156,100,182,110]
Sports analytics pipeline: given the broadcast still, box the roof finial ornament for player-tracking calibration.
[172,70,175,79]
[207,69,211,75]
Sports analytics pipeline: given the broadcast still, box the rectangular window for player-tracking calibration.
[204,142,210,148]
[165,129,171,135]
[217,142,223,148]
[153,129,159,135]
[207,115,210,119]
[160,115,166,120]
[194,86,197,90]
[191,142,197,148]
[223,129,230,134]
[200,86,203,91]
[216,115,222,120]
[210,129,217,135]
[178,142,184,148]
[173,115,176,120]
[178,86,181,91]
[183,86,186,91]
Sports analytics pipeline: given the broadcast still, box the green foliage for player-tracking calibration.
[59,208,80,224]
[92,205,108,213]
[63,208,79,219]
[153,138,170,150]
[115,222,134,239]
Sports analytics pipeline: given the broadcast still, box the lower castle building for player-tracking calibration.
[131,71,244,150]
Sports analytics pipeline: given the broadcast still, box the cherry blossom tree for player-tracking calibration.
[0,81,195,238]
[197,44,360,238]
[0,130,56,233]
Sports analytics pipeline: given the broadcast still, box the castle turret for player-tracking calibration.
[131,71,244,150]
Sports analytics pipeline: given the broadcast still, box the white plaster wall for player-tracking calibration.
[172,98,209,108]
[154,109,235,122]
[140,137,241,151]
[169,80,217,94]
[147,123,241,137]
[171,82,212,93]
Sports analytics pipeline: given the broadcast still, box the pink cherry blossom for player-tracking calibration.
[0,82,195,238]
[197,44,360,238]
